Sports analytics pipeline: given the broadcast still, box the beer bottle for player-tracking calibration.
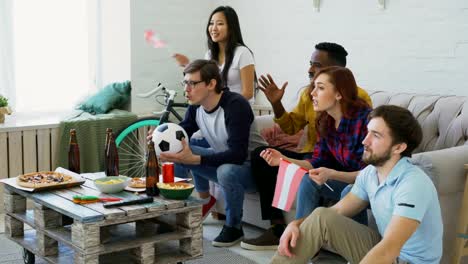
[104,128,112,175]
[68,129,80,173]
[146,141,159,196]
[105,132,119,176]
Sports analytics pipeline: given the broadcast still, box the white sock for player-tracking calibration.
[201,196,211,205]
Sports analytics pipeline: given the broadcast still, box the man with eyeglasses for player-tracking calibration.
[160,59,267,247]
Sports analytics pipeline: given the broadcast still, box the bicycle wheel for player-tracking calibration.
[116,118,160,178]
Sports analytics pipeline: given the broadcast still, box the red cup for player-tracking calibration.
[162,162,175,183]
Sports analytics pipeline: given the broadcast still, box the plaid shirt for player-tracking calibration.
[307,106,371,171]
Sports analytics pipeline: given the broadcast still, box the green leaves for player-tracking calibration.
[0,95,8,107]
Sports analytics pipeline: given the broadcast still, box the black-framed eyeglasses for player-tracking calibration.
[180,80,204,88]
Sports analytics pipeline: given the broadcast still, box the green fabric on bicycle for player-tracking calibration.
[77,81,131,114]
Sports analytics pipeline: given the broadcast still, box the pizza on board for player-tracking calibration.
[16,171,74,188]
[130,177,146,188]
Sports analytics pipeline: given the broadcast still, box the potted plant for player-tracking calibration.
[0,94,12,123]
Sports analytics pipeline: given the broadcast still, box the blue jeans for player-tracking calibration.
[295,175,348,219]
[175,144,256,228]
[295,176,368,225]
[174,137,209,179]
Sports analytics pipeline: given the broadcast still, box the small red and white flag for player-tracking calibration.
[272,159,308,211]
[144,29,167,48]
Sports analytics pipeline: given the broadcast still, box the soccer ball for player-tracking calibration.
[151,123,188,156]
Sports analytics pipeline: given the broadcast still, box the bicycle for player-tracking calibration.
[116,82,189,178]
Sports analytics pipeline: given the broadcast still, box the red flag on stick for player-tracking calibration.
[144,29,167,48]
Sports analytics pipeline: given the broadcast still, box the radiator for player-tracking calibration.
[252,104,273,116]
[0,125,60,212]
[0,126,60,180]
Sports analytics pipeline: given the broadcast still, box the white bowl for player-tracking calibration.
[94,176,131,193]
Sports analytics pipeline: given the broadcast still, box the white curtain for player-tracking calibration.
[0,0,15,109]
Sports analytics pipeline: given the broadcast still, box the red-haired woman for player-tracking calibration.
[259,66,370,225]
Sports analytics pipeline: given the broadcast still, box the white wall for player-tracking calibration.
[100,0,131,87]
[131,0,468,113]
[130,0,215,114]
[88,0,130,93]
[228,0,468,108]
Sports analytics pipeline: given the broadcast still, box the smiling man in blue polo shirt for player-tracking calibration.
[270,105,443,264]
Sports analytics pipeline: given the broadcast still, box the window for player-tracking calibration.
[13,0,93,112]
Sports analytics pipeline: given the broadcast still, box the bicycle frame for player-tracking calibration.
[116,84,189,147]
[158,95,188,124]
[144,85,189,124]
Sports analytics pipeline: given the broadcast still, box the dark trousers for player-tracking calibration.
[251,146,310,221]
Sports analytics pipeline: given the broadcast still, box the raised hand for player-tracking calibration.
[258,74,288,105]
[172,53,189,67]
[259,148,283,167]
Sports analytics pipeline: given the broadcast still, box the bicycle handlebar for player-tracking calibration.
[136,83,164,98]
[137,83,182,102]
[166,89,177,101]
[139,82,188,118]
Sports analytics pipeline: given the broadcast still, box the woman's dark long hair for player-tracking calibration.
[205,6,254,88]
[313,66,370,136]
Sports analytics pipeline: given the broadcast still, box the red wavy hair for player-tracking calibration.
[313,66,370,136]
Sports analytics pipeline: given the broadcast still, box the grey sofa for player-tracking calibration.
[211,91,468,263]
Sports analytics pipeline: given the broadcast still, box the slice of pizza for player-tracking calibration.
[130,177,146,188]
[17,171,74,188]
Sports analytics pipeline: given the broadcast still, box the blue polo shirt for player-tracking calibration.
[351,157,443,264]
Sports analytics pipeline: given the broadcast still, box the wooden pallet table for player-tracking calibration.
[2,172,203,264]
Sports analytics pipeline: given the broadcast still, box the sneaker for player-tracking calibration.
[240,226,280,250]
[212,225,244,247]
[202,196,216,220]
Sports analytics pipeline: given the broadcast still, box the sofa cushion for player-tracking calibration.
[411,144,468,194]
[77,81,131,114]
[409,154,435,183]
[368,91,468,153]
[255,114,275,131]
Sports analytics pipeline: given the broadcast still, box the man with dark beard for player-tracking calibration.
[242,42,372,250]
[270,105,443,264]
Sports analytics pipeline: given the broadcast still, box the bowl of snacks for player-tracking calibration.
[94,176,131,193]
[157,182,194,200]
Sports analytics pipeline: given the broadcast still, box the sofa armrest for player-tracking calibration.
[255,114,275,131]
[412,145,468,195]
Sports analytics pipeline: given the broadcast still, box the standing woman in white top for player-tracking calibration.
[174,6,256,103]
